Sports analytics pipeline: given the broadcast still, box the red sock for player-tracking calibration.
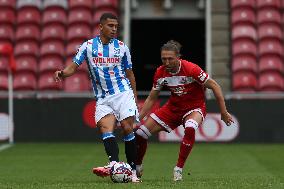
[176,127,195,168]
[135,133,148,165]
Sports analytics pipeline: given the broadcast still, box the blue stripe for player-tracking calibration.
[113,66,125,92]
[92,37,98,57]
[94,67,105,98]
[86,59,98,99]
[103,67,115,95]
[123,132,135,141]
[103,44,109,57]
[102,132,115,140]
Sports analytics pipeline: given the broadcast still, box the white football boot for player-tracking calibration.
[173,166,183,181]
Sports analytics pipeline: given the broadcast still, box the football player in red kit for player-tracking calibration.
[135,40,233,181]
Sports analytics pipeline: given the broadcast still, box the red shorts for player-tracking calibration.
[150,103,206,132]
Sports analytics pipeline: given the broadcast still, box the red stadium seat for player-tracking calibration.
[0,73,8,90]
[232,39,257,57]
[66,40,84,57]
[0,0,16,9]
[94,0,119,10]
[38,72,62,91]
[0,24,14,43]
[258,23,282,41]
[42,8,67,26]
[259,39,283,57]
[13,72,36,90]
[256,0,281,9]
[232,24,257,41]
[259,72,284,91]
[230,0,255,9]
[17,7,41,26]
[93,9,118,26]
[257,8,281,25]
[14,41,39,57]
[66,57,89,74]
[232,72,258,92]
[64,72,90,92]
[68,9,92,26]
[231,8,256,26]
[259,56,284,73]
[40,40,65,58]
[232,55,257,74]
[0,55,9,73]
[67,24,91,42]
[15,56,37,75]
[41,24,66,42]
[39,56,64,74]
[93,25,100,36]
[0,9,15,26]
[69,0,93,10]
[15,24,40,42]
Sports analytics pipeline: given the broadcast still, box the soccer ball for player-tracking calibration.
[110,162,133,183]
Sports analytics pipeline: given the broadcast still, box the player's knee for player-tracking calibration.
[136,125,152,140]
[184,119,199,131]
[101,132,115,140]
[122,124,134,134]
[123,132,135,141]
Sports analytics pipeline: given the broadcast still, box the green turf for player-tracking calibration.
[0,143,283,189]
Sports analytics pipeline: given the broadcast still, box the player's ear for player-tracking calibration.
[99,23,103,31]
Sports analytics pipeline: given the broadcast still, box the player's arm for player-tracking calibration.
[139,89,160,120]
[204,78,234,126]
[54,62,78,82]
[125,69,138,103]
[55,41,87,82]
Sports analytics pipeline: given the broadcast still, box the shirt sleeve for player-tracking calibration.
[73,41,87,66]
[152,69,163,91]
[191,64,209,85]
[121,45,133,70]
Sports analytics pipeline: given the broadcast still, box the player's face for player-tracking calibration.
[161,50,179,73]
[100,18,118,39]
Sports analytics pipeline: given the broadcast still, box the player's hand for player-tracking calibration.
[54,70,63,82]
[221,112,234,126]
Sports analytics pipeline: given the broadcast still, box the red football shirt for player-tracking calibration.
[153,59,209,111]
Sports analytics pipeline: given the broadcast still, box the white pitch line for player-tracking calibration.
[0,144,13,152]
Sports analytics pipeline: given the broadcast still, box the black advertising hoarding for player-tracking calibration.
[0,98,283,142]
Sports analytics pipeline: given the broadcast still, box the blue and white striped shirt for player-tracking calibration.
[73,36,133,100]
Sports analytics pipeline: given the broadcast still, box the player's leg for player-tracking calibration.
[135,117,163,170]
[174,110,203,181]
[93,104,118,177]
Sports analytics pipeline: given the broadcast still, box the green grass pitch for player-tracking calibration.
[0,143,283,189]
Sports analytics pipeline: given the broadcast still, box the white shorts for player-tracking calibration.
[95,90,139,124]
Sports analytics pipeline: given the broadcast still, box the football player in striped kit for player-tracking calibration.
[54,13,141,182]
[134,40,234,181]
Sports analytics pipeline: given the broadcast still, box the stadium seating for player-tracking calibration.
[259,56,283,73]
[230,0,255,10]
[15,24,40,42]
[41,24,66,42]
[13,72,37,90]
[69,0,93,11]
[0,0,16,9]
[94,0,119,10]
[0,56,9,73]
[14,41,39,58]
[67,24,92,42]
[232,55,258,74]
[0,24,14,43]
[42,7,67,27]
[38,72,62,91]
[15,56,37,75]
[39,56,64,74]
[258,23,282,41]
[231,0,284,92]
[64,72,90,92]
[259,72,284,91]
[68,8,92,26]
[0,9,16,26]
[0,73,8,90]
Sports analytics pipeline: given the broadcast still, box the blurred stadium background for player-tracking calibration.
[0,0,283,188]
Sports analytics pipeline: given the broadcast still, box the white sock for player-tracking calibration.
[174,166,183,172]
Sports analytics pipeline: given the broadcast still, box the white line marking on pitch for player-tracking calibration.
[0,144,13,152]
